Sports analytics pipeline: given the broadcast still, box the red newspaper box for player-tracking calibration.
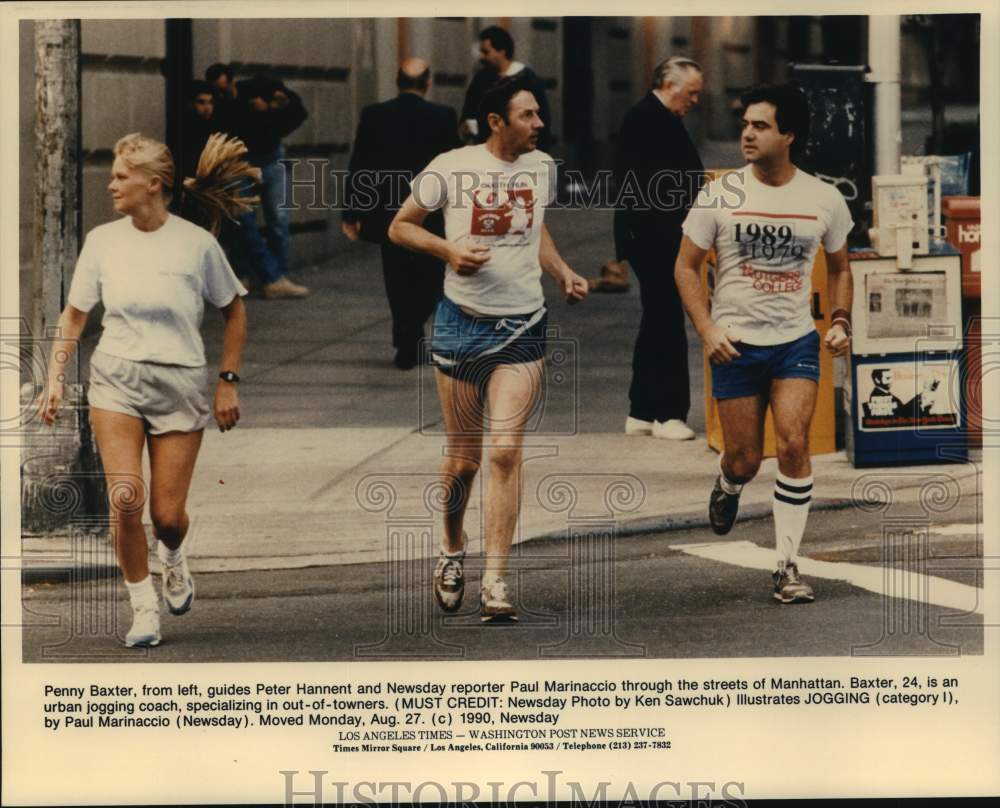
[943,195,982,446]
[943,196,981,298]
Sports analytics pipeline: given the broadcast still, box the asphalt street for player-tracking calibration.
[22,493,983,662]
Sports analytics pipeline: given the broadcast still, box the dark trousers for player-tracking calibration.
[627,241,690,422]
[380,241,445,357]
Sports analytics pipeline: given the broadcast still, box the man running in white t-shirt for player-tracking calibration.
[675,84,853,603]
[390,76,588,621]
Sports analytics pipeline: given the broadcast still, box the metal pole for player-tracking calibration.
[33,20,80,342]
[868,15,901,176]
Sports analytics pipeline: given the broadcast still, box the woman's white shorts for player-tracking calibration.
[88,350,211,434]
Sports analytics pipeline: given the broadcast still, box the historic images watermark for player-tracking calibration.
[417,325,579,437]
[280,159,747,214]
[353,470,647,660]
[849,470,985,657]
[278,769,748,807]
[8,317,166,657]
[842,318,994,655]
[19,477,147,659]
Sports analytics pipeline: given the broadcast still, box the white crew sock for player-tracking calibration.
[718,454,744,495]
[481,571,503,590]
[157,542,183,566]
[125,575,157,609]
[773,471,813,564]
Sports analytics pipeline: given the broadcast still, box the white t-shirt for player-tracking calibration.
[682,166,853,345]
[68,214,246,367]
[411,144,556,315]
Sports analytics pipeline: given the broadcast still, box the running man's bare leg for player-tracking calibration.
[769,378,817,478]
[768,377,819,572]
[147,429,204,550]
[435,369,485,554]
[716,393,768,483]
[90,408,148,582]
[483,359,544,577]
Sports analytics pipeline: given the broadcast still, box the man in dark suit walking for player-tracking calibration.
[342,58,461,369]
[615,56,705,440]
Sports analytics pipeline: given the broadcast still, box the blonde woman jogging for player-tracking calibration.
[40,133,255,647]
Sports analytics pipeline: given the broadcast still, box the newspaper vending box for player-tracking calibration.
[844,244,967,467]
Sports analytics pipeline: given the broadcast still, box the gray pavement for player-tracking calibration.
[22,172,981,579]
[22,499,983,661]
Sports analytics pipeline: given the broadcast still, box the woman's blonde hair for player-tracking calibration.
[113,133,175,194]
[112,132,260,236]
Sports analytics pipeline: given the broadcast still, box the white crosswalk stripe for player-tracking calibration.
[669,540,984,615]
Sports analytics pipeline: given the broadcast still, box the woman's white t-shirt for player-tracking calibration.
[411,144,557,315]
[68,214,246,367]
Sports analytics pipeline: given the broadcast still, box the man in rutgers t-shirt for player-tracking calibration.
[675,83,853,605]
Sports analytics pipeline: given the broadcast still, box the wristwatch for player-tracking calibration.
[219,371,240,383]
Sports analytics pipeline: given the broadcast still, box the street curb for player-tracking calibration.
[22,561,120,586]
[21,455,980,582]
[524,497,856,545]
[20,499,858,584]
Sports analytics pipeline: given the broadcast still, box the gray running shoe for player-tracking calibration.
[772,561,815,604]
[433,551,465,612]
[709,475,740,535]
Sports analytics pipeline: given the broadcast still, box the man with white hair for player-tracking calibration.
[615,56,705,441]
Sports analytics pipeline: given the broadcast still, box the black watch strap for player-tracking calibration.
[219,371,240,383]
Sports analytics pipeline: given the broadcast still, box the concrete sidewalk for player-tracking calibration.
[21,202,982,576]
[129,428,983,573]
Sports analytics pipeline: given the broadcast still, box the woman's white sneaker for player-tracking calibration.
[125,603,161,647]
[158,544,195,616]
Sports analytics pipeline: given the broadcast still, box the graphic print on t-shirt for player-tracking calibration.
[731,212,819,295]
[470,186,535,241]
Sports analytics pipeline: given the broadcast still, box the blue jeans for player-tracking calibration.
[232,147,289,284]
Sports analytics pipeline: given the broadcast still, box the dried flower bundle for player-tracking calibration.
[182,133,262,236]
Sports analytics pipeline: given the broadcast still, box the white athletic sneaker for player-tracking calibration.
[158,544,195,616]
[625,416,654,436]
[125,602,161,647]
[652,419,696,440]
[480,577,517,622]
